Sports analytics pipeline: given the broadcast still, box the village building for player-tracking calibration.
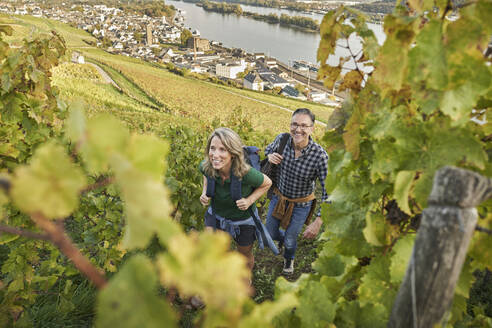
[243,72,265,91]
[281,85,307,100]
[158,48,175,63]
[216,59,247,79]
[187,37,211,52]
[271,67,289,79]
[258,68,290,89]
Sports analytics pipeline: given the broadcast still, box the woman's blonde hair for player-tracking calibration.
[202,127,250,179]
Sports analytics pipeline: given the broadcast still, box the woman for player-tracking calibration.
[199,127,272,271]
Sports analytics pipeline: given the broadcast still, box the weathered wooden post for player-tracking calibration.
[388,166,492,328]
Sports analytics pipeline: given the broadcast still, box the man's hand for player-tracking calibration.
[268,152,283,165]
[200,193,210,206]
[303,216,323,239]
[236,198,252,211]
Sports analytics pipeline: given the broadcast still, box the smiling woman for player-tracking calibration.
[198,127,273,275]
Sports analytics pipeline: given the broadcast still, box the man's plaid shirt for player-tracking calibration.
[265,134,329,217]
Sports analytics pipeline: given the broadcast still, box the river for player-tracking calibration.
[166,0,386,67]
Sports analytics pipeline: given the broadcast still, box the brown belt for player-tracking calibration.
[272,188,316,230]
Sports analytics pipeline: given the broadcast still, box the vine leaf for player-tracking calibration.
[10,142,86,219]
[239,293,298,328]
[157,231,251,328]
[363,212,389,246]
[408,19,447,90]
[389,234,415,284]
[372,16,417,93]
[112,153,178,250]
[297,281,336,327]
[358,255,395,311]
[394,170,416,215]
[342,105,361,159]
[96,255,176,328]
[125,134,169,181]
[339,70,363,92]
[79,114,130,174]
[336,300,387,328]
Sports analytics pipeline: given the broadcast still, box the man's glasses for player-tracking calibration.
[290,123,313,130]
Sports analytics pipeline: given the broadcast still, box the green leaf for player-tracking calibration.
[389,233,415,284]
[468,214,492,270]
[413,171,433,208]
[64,102,86,143]
[239,293,298,328]
[358,255,395,310]
[111,154,179,250]
[408,19,447,90]
[363,211,388,246]
[358,303,388,328]
[125,134,169,181]
[80,114,130,174]
[297,281,335,327]
[312,252,348,277]
[10,142,86,219]
[343,105,361,159]
[372,15,417,92]
[96,255,176,328]
[157,231,251,328]
[394,170,415,215]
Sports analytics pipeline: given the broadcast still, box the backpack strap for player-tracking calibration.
[277,133,290,155]
[205,176,215,198]
[230,173,242,202]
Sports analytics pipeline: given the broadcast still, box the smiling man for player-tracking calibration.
[264,108,329,274]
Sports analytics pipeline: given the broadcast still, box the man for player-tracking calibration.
[265,108,329,274]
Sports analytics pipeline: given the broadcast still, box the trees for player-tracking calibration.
[180,28,192,47]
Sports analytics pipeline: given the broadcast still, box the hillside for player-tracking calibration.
[2,13,334,140]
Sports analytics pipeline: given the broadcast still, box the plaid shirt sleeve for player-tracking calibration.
[264,134,281,156]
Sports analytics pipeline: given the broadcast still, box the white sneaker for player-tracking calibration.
[283,258,294,274]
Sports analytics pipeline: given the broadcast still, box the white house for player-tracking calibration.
[216,59,247,79]
[309,91,327,102]
[243,72,264,91]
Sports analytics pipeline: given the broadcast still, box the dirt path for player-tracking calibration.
[87,62,121,91]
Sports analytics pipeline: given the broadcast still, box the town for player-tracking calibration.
[1,0,343,107]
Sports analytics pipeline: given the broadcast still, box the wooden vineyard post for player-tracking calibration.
[388,166,492,328]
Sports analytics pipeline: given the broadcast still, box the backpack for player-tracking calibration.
[259,133,290,199]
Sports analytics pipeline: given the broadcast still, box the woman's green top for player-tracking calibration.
[199,161,264,220]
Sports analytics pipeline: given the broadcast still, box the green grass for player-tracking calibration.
[85,57,163,110]
[1,13,97,48]
[26,279,96,328]
[81,48,329,138]
[51,62,154,115]
[252,236,321,303]
[215,84,334,124]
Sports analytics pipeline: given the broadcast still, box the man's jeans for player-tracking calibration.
[266,194,312,260]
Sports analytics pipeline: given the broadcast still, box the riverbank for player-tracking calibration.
[197,0,320,32]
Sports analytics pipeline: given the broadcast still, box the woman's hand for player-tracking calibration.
[236,198,252,211]
[200,193,210,206]
[268,152,283,165]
